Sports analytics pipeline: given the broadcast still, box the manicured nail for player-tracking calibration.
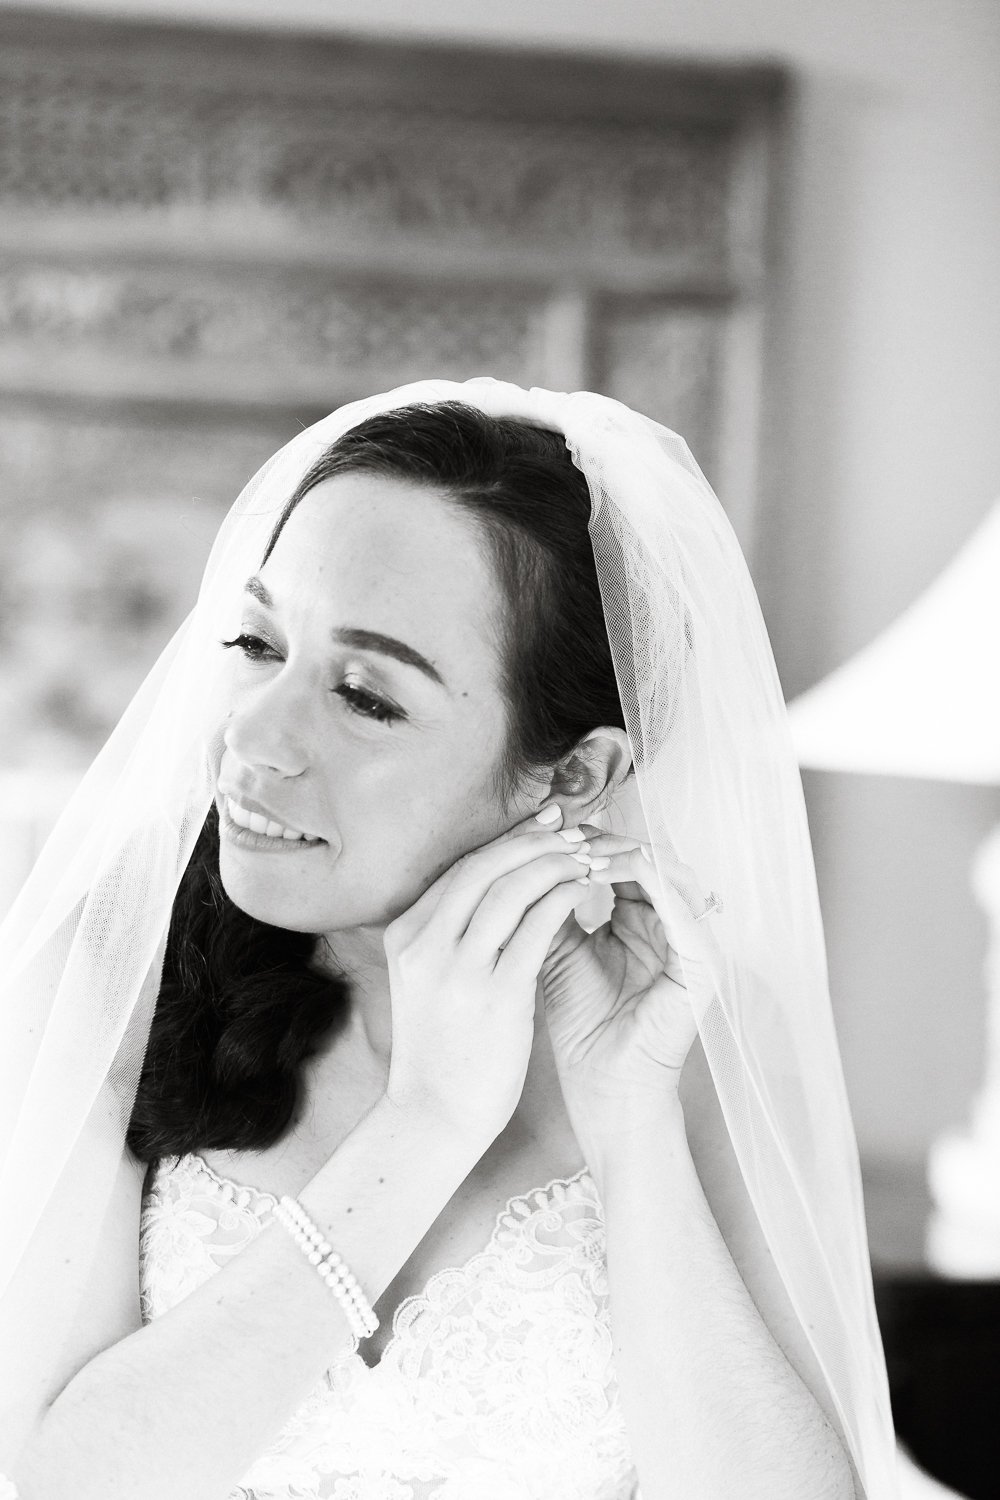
[570,851,592,865]
[640,845,653,863]
[535,804,562,825]
[574,875,591,886]
[588,856,611,870]
[558,827,587,844]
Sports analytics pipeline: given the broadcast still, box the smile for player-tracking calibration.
[225,796,322,844]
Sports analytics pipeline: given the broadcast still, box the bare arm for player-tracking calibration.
[588,1087,858,1500]
[15,1096,481,1500]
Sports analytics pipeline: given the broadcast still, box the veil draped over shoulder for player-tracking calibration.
[0,378,898,1497]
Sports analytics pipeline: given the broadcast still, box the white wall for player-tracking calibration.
[11,0,1000,1174]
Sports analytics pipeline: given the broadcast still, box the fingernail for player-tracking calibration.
[534,804,562,825]
[588,856,611,870]
[573,875,591,886]
[570,851,592,865]
[640,845,653,864]
[558,827,587,844]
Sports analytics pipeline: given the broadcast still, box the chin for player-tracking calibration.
[218,861,317,933]
[224,886,321,933]
[218,857,394,935]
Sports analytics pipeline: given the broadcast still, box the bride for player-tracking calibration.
[0,381,898,1498]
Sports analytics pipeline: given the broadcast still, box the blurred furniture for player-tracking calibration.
[788,499,1000,1498]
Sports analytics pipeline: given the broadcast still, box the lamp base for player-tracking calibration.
[926,822,1000,1277]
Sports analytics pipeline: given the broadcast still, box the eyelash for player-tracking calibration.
[220,633,404,725]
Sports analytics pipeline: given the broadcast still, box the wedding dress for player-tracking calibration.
[140,1153,642,1500]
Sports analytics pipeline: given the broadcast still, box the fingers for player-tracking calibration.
[459,823,642,962]
[587,844,723,992]
[461,849,594,958]
[388,804,662,973]
[394,807,590,939]
[588,843,711,921]
[492,880,584,979]
[577,825,648,858]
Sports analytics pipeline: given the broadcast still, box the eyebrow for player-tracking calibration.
[243,576,446,688]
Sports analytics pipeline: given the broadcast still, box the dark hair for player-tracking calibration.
[126,402,629,1163]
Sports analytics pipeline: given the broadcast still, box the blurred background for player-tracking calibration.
[0,0,998,1489]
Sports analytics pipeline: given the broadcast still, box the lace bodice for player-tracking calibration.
[139,1152,643,1499]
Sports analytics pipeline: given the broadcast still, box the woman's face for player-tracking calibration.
[215,472,536,939]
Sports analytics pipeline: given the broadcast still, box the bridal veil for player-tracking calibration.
[0,377,898,1496]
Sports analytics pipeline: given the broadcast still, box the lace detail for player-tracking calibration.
[138,1152,280,1328]
[139,1152,641,1499]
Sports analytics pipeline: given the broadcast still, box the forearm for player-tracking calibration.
[587,1101,856,1500]
[18,1096,480,1500]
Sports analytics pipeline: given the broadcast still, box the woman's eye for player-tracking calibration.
[220,637,401,725]
[220,632,280,662]
[336,683,403,725]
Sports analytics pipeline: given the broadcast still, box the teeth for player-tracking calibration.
[227,798,253,830]
[227,797,311,843]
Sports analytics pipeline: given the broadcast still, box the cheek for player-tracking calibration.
[332,747,510,896]
[219,708,513,929]
[340,782,495,889]
[215,787,479,934]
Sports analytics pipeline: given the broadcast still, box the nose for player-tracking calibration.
[223,674,310,778]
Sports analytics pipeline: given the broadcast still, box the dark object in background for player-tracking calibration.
[874,1273,1000,1500]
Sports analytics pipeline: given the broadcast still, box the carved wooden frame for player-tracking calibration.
[0,9,788,767]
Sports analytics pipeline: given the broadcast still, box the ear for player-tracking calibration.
[547,727,633,820]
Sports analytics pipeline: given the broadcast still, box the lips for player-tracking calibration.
[219,789,323,843]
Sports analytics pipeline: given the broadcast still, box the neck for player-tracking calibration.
[312,927,561,1141]
[315,923,394,1063]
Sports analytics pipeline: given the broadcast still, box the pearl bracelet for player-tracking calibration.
[272,1195,379,1340]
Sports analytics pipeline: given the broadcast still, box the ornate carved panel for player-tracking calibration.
[0,257,551,401]
[0,9,786,769]
[1,79,735,266]
[593,299,727,476]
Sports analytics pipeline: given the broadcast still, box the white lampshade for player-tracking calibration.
[786,499,1000,785]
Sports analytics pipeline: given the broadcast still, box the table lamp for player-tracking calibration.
[786,498,1000,1276]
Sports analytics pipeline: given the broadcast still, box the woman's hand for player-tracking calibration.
[381,813,595,1147]
[540,820,722,1144]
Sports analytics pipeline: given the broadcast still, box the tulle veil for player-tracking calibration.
[0,377,898,1496]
